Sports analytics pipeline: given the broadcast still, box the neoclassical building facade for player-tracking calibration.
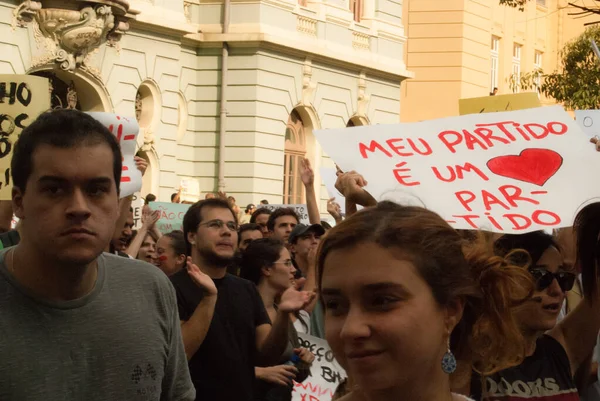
[1,0,410,213]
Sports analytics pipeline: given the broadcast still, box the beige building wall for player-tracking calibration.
[401,0,597,122]
[1,0,411,218]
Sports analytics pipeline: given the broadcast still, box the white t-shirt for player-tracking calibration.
[293,310,311,334]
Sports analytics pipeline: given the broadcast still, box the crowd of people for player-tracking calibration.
[1,108,600,401]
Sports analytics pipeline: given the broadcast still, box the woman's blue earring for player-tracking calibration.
[441,338,457,374]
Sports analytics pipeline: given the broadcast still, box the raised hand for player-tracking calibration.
[327,197,342,221]
[186,257,218,296]
[300,158,315,186]
[134,156,148,176]
[279,277,315,313]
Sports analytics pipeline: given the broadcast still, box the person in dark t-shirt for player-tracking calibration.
[171,199,315,401]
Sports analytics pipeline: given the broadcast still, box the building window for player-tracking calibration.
[283,110,306,205]
[512,43,522,93]
[490,36,500,94]
[534,51,543,90]
[350,0,363,22]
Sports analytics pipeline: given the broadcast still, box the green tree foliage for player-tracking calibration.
[510,25,600,110]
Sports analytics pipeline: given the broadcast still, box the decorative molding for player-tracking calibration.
[301,58,317,106]
[183,1,192,23]
[13,1,133,72]
[297,15,317,37]
[356,70,370,118]
[352,31,370,51]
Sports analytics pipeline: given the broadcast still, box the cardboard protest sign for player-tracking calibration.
[292,333,347,401]
[180,178,201,203]
[131,192,144,229]
[459,93,540,116]
[86,112,142,198]
[574,110,600,138]
[0,75,50,200]
[262,204,309,224]
[149,201,190,234]
[314,106,600,234]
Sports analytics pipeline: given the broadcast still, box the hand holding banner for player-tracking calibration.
[314,106,600,234]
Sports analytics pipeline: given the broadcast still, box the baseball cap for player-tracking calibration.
[288,224,325,244]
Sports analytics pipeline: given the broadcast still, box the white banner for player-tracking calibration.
[575,110,600,138]
[262,204,309,224]
[320,167,346,216]
[315,106,600,234]
[292,333,347,401]
[86,112,142,198]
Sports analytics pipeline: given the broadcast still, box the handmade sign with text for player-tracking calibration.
[459,93,540,116]
[314,106,600,234]
[262,204,310,224]
[180,178,201,203]
[0,75,50,200]
[131,192,144,229]
[292,333,347,401]
[149,201,190,234]
[86,112,142,198]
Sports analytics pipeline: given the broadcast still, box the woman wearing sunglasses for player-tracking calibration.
[470,230,589,400]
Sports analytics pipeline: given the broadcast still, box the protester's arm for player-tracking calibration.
[126,210,160,257]
[255,366,298,386]
[327,198,343,224]
[335,171,377,208]
[303,247,318,313]
[256,278,315,365]
[179,259,218,361]
[300,158,321,225]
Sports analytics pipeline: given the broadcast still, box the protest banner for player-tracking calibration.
[292,333,347,401]
[459,93,540,115]
[131,192,144,229]
[180,178,201,203]
[314,106,600,234]
[574,110,600,138]
[149,201,190,234]
[0,75,50,200]
[86,112,142,198]
[262,204,310,224]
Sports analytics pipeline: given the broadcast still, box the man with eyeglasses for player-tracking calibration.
[170,198,314,401]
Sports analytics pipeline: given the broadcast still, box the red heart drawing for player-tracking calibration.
[486,148,563,187]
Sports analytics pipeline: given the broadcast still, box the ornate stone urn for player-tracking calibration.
[13,0,134,72]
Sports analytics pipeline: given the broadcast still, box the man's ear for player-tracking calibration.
[12,187,24,220]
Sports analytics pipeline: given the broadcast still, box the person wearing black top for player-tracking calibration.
[171,199,315,401]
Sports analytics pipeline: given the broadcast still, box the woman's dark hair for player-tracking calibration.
[12,109,122,194]
[575,202,600,300]
[316,201,534,376]
[145,194,156,205]
[493,231,559,268]
[250,207,272,224]
[239,238,285,285]
[164,230,186,257]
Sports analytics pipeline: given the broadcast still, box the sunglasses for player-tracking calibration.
[529,267,576,292]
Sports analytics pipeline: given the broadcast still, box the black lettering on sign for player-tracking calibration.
[0,82,32,106]
[321,366,343,384]
[0,137,12,159]
[15,113,28,129]
[0,115,15,136]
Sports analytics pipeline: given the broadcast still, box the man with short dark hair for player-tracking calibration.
[171,198,313,401]
[260,199,268,205]
[238,223,263,251]
[288,223,324,277]
[0,109,194,400]
[267,207,299,243]
[250,207,272,237]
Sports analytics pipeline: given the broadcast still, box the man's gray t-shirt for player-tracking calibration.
[0,250,195,401]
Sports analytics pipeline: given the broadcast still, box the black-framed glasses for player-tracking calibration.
[529,267,576,292]
[200,219,238,232]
